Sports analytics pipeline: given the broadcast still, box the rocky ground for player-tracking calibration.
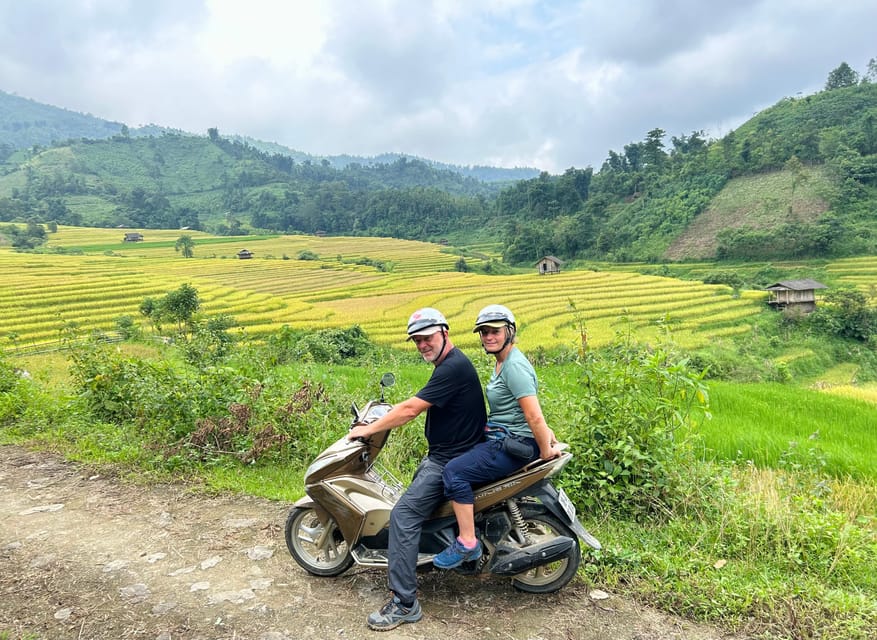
[0,445,743,639]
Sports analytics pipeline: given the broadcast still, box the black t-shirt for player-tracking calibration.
[415,347,487,464]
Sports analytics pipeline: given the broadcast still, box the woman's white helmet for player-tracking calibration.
[472,304,516,332]
[473,304,516,354]
[406,307,449,339]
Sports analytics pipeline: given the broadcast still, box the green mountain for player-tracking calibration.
[0,90,125,155]
[229,135,539,183]
[0,129,499,237]
[2,82,877,263]
[0,89,536,184]
[496,82,877,263]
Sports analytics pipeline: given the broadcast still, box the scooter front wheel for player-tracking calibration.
[508,513,581,594]
[285,506,354,577]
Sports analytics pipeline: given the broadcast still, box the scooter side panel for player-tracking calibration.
[307,477,398,542]
[430,454,569,519]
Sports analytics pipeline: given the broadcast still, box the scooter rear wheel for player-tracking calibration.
[285,506,354,577]
[508,513,581,594]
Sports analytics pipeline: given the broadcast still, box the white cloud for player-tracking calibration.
[1,0,875,172]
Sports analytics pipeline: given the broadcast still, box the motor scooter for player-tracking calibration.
[284,373,600,593]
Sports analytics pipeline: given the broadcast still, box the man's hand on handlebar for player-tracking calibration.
[347,423,372,441]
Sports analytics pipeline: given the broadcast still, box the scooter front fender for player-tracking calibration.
[292,495,315,509]
[290,496,333,529]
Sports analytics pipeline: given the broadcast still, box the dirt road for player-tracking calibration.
[0,445,737,639]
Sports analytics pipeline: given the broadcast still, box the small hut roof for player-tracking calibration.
[764,279,827,291]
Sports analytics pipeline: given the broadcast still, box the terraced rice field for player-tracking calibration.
[0,226,790,353]
[825,256,877,294]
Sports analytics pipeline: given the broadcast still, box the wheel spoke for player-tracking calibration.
[285,507,354,576]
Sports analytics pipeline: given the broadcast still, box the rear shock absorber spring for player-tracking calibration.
[506,499,533,545]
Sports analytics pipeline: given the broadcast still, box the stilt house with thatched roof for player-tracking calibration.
[765,279,827,313]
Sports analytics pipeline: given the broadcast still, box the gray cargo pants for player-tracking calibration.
[387,457,446,604]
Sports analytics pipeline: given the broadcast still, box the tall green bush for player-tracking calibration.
[552,330,709,517]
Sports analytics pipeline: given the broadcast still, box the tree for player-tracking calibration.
[175,234,195,258]
[642,128,667,169]
[784,155,807,219]
[162,284,200,333]
[863,57,877,84]
[825,62,859,90]
[139,297,162,333]
[809,286,877,341]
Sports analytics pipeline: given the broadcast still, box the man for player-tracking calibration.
[348,307,486,631]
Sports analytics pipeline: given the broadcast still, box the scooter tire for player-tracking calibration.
[285,506,354,577]
[508,513,581,594]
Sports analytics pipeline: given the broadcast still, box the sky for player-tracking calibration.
[1,0,875,174]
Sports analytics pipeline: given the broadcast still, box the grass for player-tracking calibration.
[691,381,877,479]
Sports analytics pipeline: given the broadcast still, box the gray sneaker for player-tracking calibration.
[367,596,423,631]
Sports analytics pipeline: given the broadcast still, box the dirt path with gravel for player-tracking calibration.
[0,445,741,640]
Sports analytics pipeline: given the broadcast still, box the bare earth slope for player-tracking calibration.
[664,168,830,261]
[0,446,739,640]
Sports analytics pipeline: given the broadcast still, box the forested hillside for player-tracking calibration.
[2,68,877,263]
[0,130,498,238]
[498,80,877,263]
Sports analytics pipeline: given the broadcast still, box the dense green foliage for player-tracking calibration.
[5,69,877,265]
[552,331,709,516]
[499,82,877,263]
[0,132,496,237]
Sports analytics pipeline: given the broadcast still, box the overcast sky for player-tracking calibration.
[1,0,875,173]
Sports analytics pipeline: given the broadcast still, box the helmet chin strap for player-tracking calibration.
[428,330,449,364]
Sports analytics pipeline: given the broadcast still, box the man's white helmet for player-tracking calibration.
[407,307,449,339]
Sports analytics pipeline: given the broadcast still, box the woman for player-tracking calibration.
[433,304,562,570]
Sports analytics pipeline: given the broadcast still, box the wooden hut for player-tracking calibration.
[535,256,563,275]
[765,279,827,312]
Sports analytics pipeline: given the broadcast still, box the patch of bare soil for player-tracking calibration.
[1,446,741,640]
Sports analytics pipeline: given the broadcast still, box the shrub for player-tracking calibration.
[114,315,139,339]
[552,331,709,517]
[809,285,877,341]
[263,325,373,364]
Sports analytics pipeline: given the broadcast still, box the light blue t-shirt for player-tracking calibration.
[485,347,538,438]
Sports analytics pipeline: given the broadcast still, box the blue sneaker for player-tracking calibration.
[367,596,422,631]
[433,538,482,569]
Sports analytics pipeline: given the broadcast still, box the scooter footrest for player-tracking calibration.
[351,545,435,567]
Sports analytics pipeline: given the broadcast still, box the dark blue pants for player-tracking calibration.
[442,438,537,504]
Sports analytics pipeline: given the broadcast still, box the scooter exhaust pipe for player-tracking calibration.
[489,536,576,576]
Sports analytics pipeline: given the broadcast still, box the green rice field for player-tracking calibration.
[693,381,877,479]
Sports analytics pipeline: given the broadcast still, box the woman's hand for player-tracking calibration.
[540,443,563,460]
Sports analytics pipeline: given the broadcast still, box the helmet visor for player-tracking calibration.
[407,325,443,340]
[473,321,508,332]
